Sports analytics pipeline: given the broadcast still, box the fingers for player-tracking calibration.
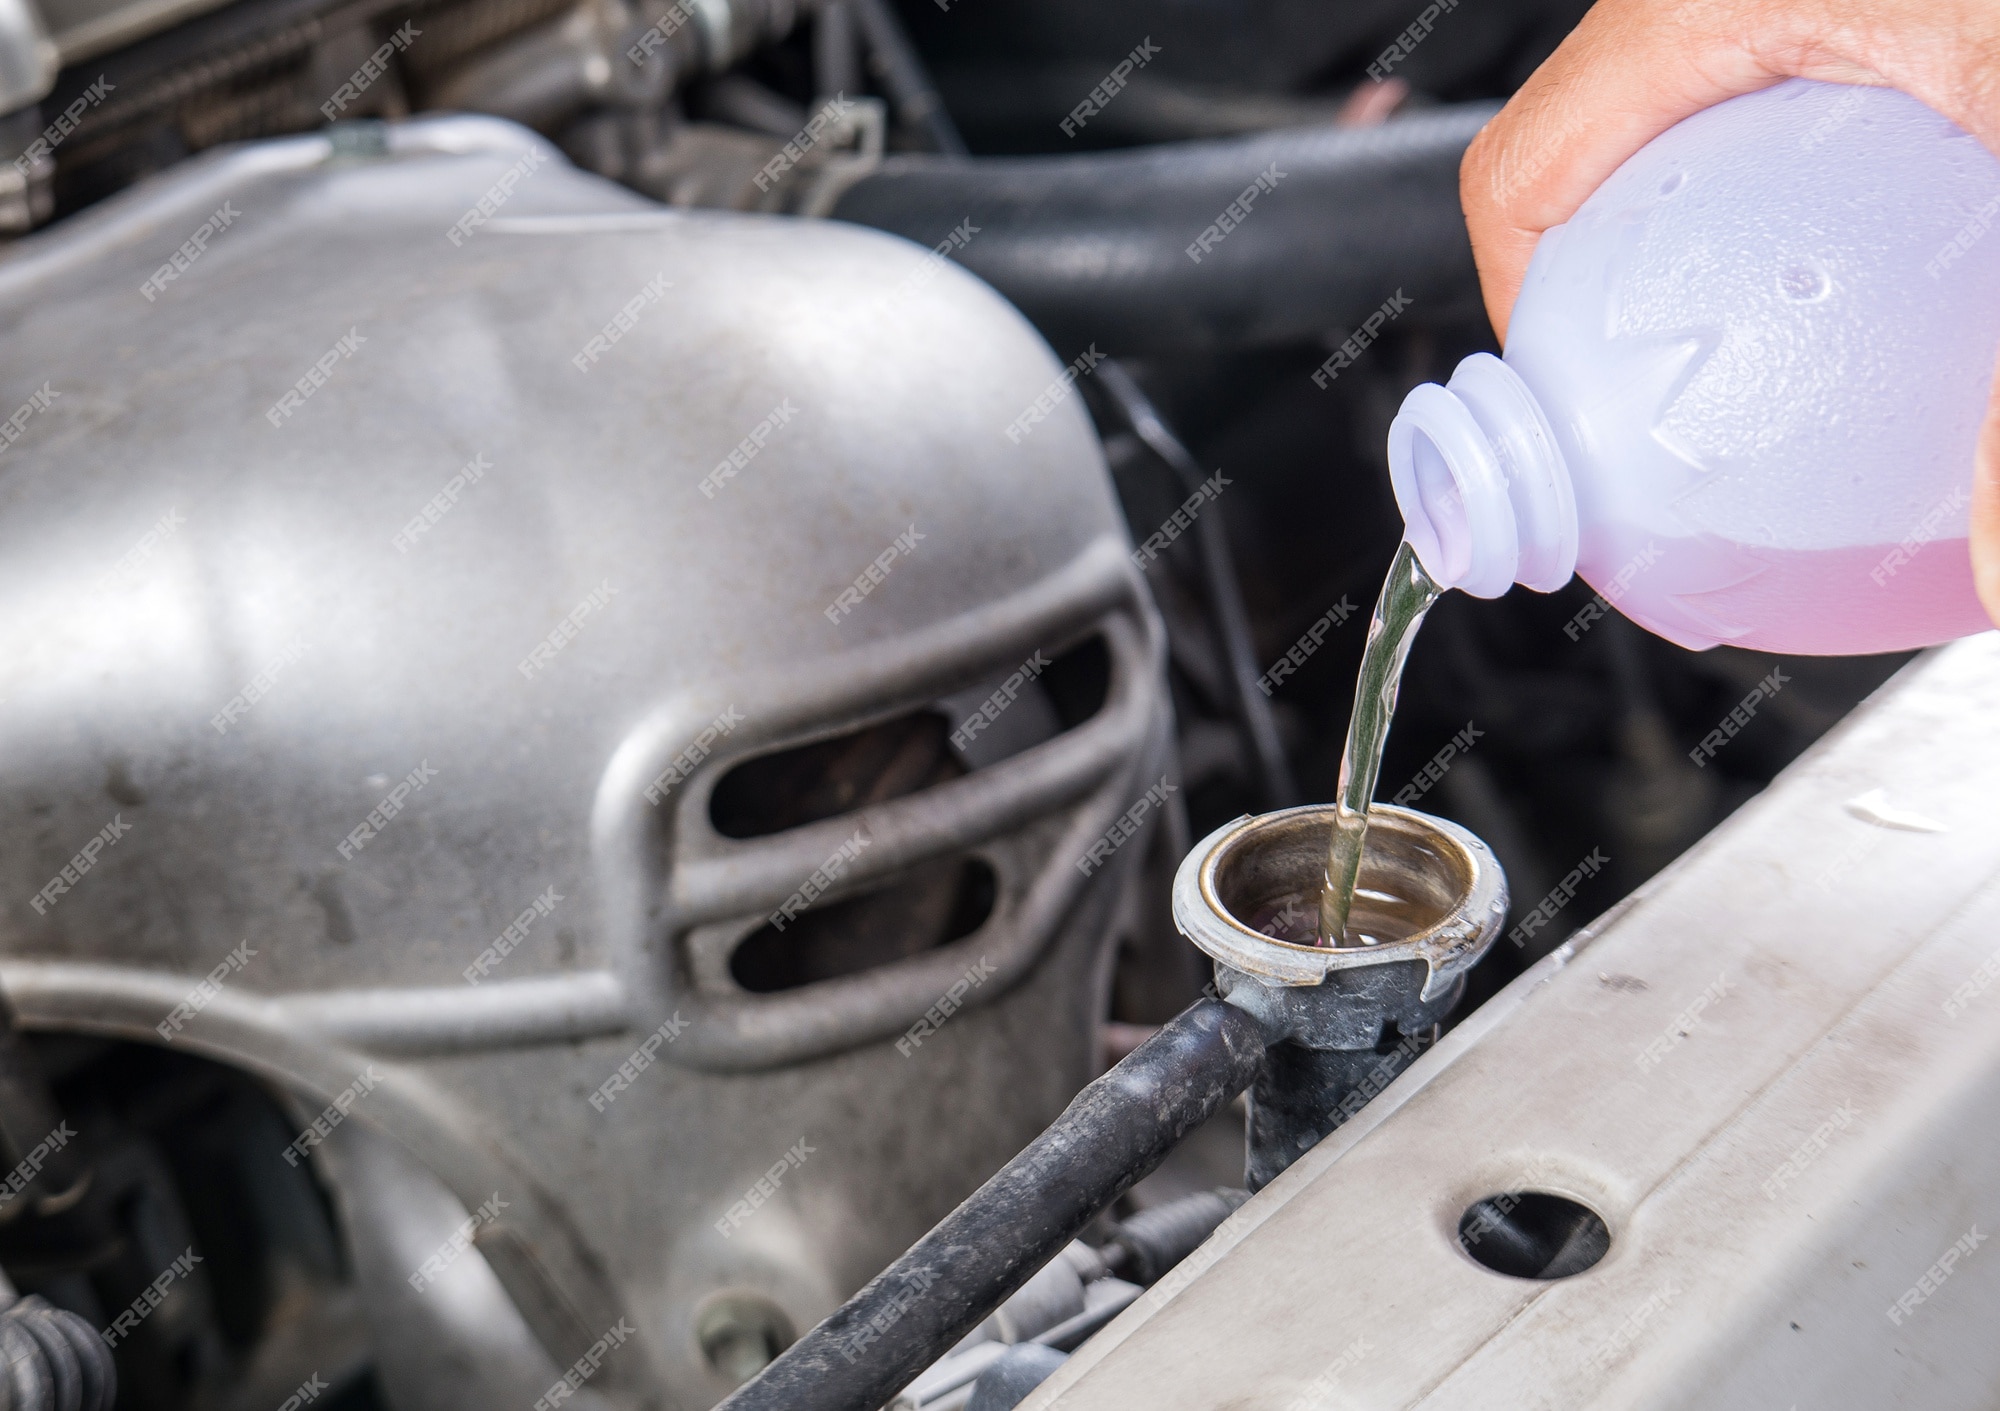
[1461,0,1767,337]
[1453,0,2000,626]
[1458,0,2000,341]
[1972,349,2000,628]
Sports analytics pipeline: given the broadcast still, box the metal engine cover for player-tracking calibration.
[0,116,1167,1406]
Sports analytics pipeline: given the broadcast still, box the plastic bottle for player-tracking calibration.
[1388,79,2000,654]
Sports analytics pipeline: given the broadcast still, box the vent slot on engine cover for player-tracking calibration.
[705,635,1113,845]
[696,633,1110,994]
[728,856,997,993]
[709,712,964,840]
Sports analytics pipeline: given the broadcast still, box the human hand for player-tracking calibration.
[1458,0,2000,627]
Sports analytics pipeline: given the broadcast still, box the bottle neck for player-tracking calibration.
[1386,352,1578,599]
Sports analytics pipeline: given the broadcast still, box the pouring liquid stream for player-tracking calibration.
[1319,540,1442,945]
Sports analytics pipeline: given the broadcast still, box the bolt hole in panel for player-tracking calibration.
[698,1290,796,1384]
[1457,1191,1610,1279]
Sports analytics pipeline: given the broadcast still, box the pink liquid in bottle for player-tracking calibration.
[1388,79,2000,654]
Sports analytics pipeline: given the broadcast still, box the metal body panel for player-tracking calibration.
[1035,632,2000,1411]
[0,116,1167,1406]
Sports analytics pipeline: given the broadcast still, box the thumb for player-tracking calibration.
[1973,346,2000,628]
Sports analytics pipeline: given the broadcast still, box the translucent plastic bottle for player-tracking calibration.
[1388,79,2000,653]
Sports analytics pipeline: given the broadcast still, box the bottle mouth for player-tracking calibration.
[1387,354,1578,599]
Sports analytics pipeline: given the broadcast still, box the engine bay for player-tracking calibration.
[0,1,1936,1407]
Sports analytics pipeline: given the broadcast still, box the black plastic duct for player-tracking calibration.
[831,103,1497,354]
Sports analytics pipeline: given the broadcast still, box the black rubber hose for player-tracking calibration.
[716,998,1271,1411]
[851,0,967,155]
[831,103,1498,354]
[813,0,861,105]
[0,1295,116,1411]
[1096,360,1298,810]
[1108,1187,1248,1286]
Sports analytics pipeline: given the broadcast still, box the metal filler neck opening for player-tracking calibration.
[1172,804,1509,1002]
